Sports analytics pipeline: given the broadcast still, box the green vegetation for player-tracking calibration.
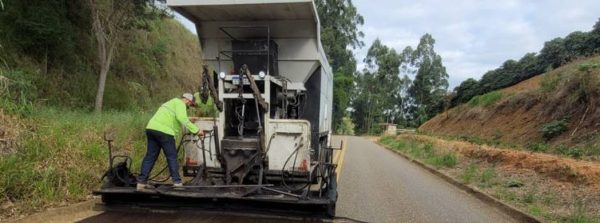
[0,101,215,217]
[352,34,449,133]
[337,116,356,135]
[427,153,458,168]
[505,179,525,188]
[0,107,149,215]
[380,136,598,222]
[315,0,364,134]
[526,135,597,159]
[557,145,580,158]
[468,91,503,107]
[540,72,564,93]
[379,136,458,169]
[0,1,201,111]
[541,118,569,140]
[461,164,500,188]
[479,167,497,188]
[0,0,217,218]
[462,162,479,183]
[421,132,520,151]
[527,142,551,152]
[566,200,595,223]
[423,57,600,160]
[451,18,600,107]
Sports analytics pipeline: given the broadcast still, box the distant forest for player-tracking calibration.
[451,19,600,107]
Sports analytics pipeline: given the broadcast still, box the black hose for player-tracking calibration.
[280,142,311,192]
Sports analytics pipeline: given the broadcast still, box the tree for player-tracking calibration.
[516,52,542,80]
[1,1,70,61]
[351,39,419,132]
[89,0,166,112]
[564,31,591,59]
[315,0,364,132]
[408,34,448,123]
[451,78,479,106]
[587,18,600,55]
[351,70,381,134]
[538,37,567,70]
[450,18,600,110]
[364,39,401,124]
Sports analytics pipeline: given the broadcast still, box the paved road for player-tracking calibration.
[17,136,518,223]
[334,136,516,223]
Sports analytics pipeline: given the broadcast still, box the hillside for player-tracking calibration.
[420,56,600,159]
[0,13,207,220]
[0,18,201,111]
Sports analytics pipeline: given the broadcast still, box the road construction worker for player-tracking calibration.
[137,93,203,191]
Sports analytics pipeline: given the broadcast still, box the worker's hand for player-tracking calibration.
[197,131,205,137]
[190,117,199,122]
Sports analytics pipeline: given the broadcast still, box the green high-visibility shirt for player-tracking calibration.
[146,98,199,137]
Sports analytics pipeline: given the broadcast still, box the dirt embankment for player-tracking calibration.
[401,134,600,189]
[420,56,600,155]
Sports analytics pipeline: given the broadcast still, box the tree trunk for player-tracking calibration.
[90,0,117,113]
[94,64,108,112]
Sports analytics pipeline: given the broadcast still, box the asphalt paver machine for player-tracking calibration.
[94,0,340,218]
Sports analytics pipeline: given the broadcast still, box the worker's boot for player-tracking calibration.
[136,183,155,192]
[173,182,184,190]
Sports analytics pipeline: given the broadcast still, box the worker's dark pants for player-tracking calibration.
[138,129,181,184]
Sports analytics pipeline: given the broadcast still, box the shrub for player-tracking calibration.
[555,145,584,159]
[336,116,356,135]
[379,135,396,145]
[428,152,458,168]
[540,72,563,93]
[541,119,569,140]
[462,163,479,183]
[469,91,503,107]
[527,142,550,152]
[505,179,525,188]
[479,167,497,187]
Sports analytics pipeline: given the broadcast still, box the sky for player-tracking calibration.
[174,0,600,89]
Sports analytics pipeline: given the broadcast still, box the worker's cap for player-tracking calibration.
[182,93,197,107]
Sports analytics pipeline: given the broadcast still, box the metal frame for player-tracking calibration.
[216,25,272,76]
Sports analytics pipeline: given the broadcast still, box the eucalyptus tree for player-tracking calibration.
[408,34,449,123]
[315,0,364,131]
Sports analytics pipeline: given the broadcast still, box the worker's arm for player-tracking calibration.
[175,101,200,134]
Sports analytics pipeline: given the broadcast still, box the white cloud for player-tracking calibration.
[171,1,600,89]
[353,0,600,89]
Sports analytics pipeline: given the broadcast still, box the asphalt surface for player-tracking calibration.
[17,136,519,223]
[334,136,516,223]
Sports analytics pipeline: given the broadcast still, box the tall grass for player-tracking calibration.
[379,136,459,168]
[0,107,151,216]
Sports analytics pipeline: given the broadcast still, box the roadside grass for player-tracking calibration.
[419,131,598,160]
[462,162,478,183]
[0,107,152,217]
[380,136,458,169]
[419,132,521,151]
[378,135,599,222]
[526,142,598,159]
